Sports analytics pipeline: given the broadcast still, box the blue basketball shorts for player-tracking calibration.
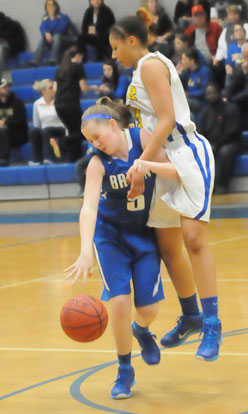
[93,219,164,307]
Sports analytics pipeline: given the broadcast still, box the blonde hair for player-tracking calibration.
[33,79,53,91]
[81,98,132,129]
[227,5,241,15]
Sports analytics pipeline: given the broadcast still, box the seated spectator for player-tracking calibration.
[146,22,175,58]
[230,0,248,21]
[213,4,248,87]
[214,5,248,65]
[197,81,243,194]
[172,33,193,67]
[225,23,247,86]
[78,0,115,62]
[181,47,212,117]
[29,79,66,165]
[193,0,211,20]
[0,78,28,166]
[27,0,77,67]
[173,0,193,33]
[144,0,174,42]
[94,59,130,102]
[0,12,26,76]
[185,4,222,65]
[223,42,248,129]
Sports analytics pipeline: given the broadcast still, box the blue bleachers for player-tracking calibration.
[10,143,32,163]
[233,154,248,176]
[80,99,97,112]
[242,131,248,150]
[0,164,76,186]
[11,62,103,85]
[1,155,248,188]
[11,85,40,103]
[3,61,247,196]
[25,103,33,121]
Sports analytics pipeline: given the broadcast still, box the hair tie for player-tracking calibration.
[82,114,112,121]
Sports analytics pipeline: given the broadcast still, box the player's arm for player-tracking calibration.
[140,58,175,161]
[136,128,179,180]
[64,156,104,284]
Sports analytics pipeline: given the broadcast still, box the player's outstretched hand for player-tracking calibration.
[64,254,93,285]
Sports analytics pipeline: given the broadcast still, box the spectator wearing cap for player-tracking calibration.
[185,4,222,64]
[0,79,28,166]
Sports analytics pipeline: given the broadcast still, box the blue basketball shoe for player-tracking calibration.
[132,322,160,365]
[160,312,204,347]
[111,365,135,399]
[195,316,222,361]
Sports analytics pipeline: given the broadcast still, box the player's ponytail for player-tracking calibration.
[81,97,133,129]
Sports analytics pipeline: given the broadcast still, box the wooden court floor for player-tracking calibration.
[0,196,248,414]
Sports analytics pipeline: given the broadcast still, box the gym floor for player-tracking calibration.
[0,195,247,414]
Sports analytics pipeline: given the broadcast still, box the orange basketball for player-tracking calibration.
[60,294,108,342]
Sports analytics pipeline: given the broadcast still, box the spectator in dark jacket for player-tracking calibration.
[0,12,26,76]
[28,0,77,66]
[223,42,248,129]
[144,0,174,43]
[52,46,96,162]
[197,81,243,194]
[0,79,28,166]
[79,0,115,61]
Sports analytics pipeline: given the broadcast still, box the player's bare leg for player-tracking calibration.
[156,227,203,347]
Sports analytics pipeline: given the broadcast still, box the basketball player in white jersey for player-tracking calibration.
[109,16,222,362]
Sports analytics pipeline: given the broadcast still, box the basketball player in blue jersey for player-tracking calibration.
[109,16,222,362]
[64,102,179,399]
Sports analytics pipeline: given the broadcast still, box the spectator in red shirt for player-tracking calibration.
[185,4,222,64]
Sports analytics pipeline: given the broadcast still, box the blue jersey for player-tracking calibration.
[94,127,155,231]
[92,127,163,305]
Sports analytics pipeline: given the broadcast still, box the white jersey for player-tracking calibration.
[126,51,196,148]
[126,51,215,225]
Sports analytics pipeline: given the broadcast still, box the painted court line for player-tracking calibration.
[210,234,248,245]
[1,275,248,289]
[0,347,247,357]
